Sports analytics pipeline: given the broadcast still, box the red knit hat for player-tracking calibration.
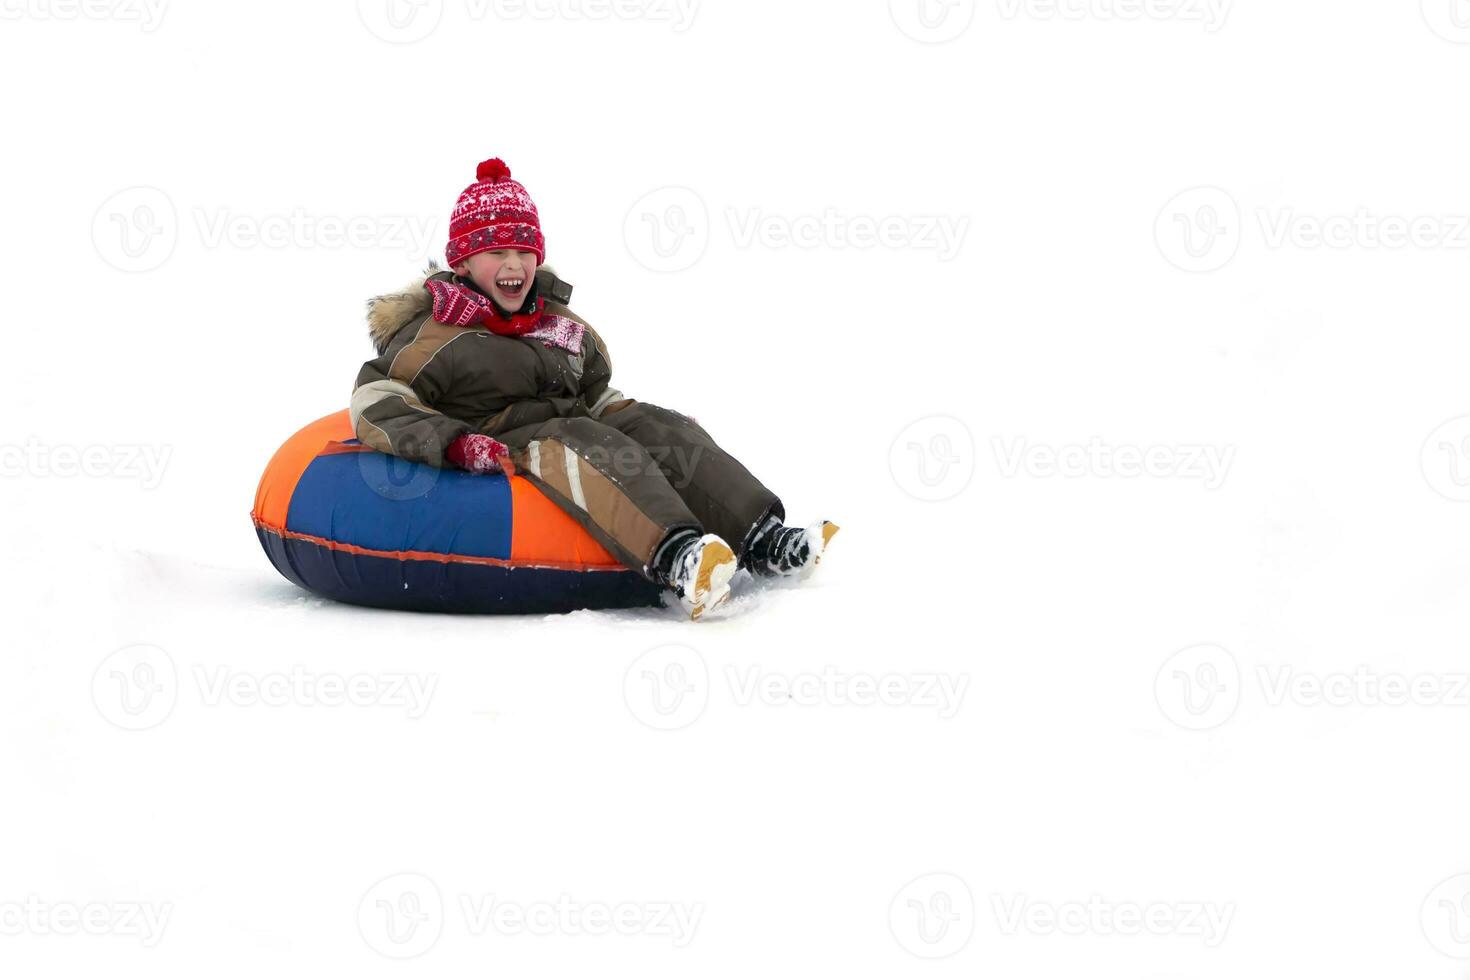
[445,158,545,267]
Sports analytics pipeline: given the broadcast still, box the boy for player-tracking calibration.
[352,158,835,619]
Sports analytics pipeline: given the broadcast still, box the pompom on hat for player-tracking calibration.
[445,158,545,267]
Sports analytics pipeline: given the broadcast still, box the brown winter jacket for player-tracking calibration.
[351,267,628,467]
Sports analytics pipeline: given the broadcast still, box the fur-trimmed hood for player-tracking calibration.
[365,262,569,355]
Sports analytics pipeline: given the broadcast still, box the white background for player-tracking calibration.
[3,0,1470,976]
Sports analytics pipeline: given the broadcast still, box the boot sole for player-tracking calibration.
[798,521,840,578]
[813,522,840,565]
[690,539,738,621]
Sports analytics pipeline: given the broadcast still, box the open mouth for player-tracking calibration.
[494,277,527,296]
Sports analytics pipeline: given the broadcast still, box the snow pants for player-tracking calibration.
[499,402,784,580]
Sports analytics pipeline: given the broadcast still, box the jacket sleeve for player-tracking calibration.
[350,315,473,468]
[581,324,633,417]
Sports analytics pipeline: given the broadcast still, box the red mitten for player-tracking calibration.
[447,433,511,475]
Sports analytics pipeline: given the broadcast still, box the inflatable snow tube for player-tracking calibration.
[251,410,663,614]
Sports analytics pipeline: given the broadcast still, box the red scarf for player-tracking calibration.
[424,279,584,354]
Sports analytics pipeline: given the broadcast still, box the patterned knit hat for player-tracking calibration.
[445,158,545,267]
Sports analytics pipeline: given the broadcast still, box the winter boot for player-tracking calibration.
[744,518,840,577]
[658,532,739,620]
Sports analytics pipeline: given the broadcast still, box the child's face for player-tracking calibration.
[455,249,539,312]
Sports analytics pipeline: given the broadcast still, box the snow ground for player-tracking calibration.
[6,3,1470,978]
